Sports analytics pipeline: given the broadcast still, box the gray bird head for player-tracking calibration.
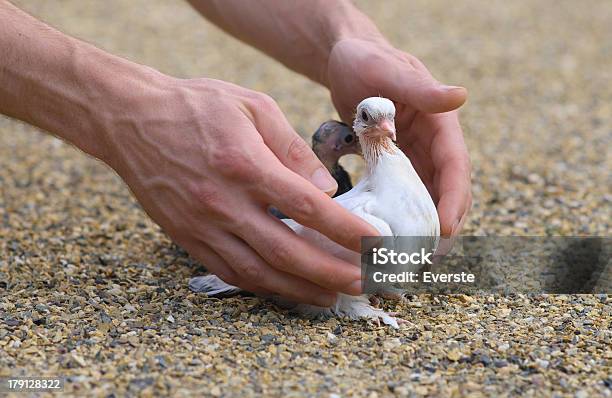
[353,97,396,141]
[312,121,360,168]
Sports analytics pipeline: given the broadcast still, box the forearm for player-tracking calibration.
[187,0,385,86]
[0,1,163,163]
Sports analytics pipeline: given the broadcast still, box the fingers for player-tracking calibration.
[255,151,380,252]
[235,207,366,296]
[207,232,338,307]
[429,112,472,236]
[437,185,472,237]
[181,240,269,295]
[249,94,338,196]
[375,57,467,114]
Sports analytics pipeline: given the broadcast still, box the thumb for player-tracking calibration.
[381,64,467,113]
[253,96,338,196]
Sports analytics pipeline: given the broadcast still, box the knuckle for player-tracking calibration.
[405,54,424,70]
[255,93,278,112]
[320,267,340,288]
[190,183,233,221]
[286,136,314,165]
[289,192,318,220]
[267,240,292,265]
[210,146,259,182]
[192,183,223,212]
[238,261,264,281]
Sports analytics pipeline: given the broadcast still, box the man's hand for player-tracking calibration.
[104,77,379,305]
[325,38,472,236]
[0,1,379,305]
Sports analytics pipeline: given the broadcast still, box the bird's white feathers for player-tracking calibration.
[189,97,439,328]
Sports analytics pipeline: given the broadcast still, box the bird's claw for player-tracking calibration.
[369,314,409,329]
[389,314,411,327]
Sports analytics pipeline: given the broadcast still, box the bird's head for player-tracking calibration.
[312,121,360,168]
[353,97,396,142]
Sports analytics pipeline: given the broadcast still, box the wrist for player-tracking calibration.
[75,46,172,166]
[315,3,388,87]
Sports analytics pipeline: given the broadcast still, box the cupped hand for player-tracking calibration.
[325,38,472,236]
[103,76,379,305]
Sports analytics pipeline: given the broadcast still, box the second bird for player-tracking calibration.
[270,120,360,219]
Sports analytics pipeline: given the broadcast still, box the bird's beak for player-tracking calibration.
[374,119,396,141]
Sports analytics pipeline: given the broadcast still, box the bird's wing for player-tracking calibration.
[334,183,393,236]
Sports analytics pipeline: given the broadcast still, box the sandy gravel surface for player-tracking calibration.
[1,0,610,396]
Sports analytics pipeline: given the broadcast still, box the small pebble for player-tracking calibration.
[479,355,492,367]
[535,359,550,369]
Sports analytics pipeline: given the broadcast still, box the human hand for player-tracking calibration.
[325,38,472,236]
[103,76,378,305]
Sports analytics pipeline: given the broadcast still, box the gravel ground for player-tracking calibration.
[1,0,611,397]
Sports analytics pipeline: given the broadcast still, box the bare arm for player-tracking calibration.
[187,0,380,85]
[189,0,472,236]
[0,1,380,305]
[0,1,147,162]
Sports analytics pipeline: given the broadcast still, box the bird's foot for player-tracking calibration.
[369,313,407,329]
[386,312,412,327]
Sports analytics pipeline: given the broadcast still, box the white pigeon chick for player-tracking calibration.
[190,97,440,328]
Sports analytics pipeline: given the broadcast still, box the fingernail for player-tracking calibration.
[441,85,464,92]
[316,293,337,307]
[347,279,363,295]
[311,167,337,194]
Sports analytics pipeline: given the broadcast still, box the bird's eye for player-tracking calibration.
[361,110,369,122]
[344,135,354,144]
